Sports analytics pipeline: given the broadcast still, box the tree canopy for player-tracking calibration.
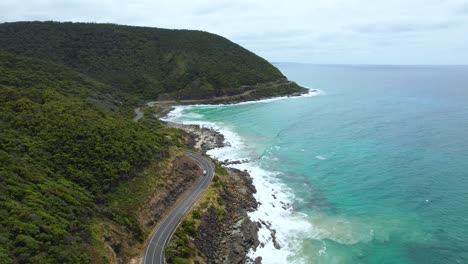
[0,51,174,263]
[0,21,286,100]
[0,21,303,263]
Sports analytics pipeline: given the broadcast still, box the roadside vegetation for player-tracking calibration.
[165,163,229,264]
[0,21,303,263]
[0,51,179,263]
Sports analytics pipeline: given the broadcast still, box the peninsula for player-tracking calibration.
[0,21,306,263]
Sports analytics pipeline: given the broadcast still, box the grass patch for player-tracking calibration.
[215,164,229,176]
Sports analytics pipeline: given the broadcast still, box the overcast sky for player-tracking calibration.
[1,0,468,64]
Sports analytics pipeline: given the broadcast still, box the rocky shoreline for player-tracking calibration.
[151,80,310,106]
[167,122,226,153]
[194,167,261,264]
[168,121,264,263]
[157,90,318,263]
[149,87,316,119]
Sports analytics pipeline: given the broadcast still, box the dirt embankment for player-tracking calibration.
[101,152,202,264]
[138,155,202,229]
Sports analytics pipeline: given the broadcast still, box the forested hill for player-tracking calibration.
[0,21,297,100]
[0,22,305,263]
[0,50,181,263]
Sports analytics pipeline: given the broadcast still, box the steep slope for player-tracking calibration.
[0,21,308,263]
[0,51,179,263]
[0,21,303,100]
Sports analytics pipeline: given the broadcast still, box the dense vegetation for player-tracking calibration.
[0,21,304,263]
[0,51,177,263]
[0,21,288,100]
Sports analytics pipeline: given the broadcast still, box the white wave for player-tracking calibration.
[225,88,322,106]
[184,112,204,119]
[163,108,313,264]
[161,91,380,263]
[160,88,322,112]
[318,241,328,256]
[160,106,185,122]
[154,88,323,127]
[209,140,313,264]
[160,95,425,263]
[237,164,313,264]
[316,155,327,160]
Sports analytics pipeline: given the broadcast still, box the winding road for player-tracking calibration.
[143,151,214,264]
[133,108,144,122]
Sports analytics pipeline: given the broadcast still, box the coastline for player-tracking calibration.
[159,89,320,263]
[150,88,318,119]
[159,120,260,263]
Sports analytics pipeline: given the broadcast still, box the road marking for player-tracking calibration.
[143,152,214,264]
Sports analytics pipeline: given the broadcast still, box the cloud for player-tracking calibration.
[193,1,236,15]
[0,0,467,64]
[458,2,468,13]
[350,20,458,35]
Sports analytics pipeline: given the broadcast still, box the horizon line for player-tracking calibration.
[271,62,468,67]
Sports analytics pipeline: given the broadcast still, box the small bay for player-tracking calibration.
[167,63,468,263]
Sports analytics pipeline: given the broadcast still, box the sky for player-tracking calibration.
[1,0,468,65]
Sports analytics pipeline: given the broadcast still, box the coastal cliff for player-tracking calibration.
[0,21,297,263]
[163,122,263,264]
[0,21,306,102]
[96,150,203,263]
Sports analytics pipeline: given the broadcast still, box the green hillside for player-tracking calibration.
[0,21,296,100]
[0,21,306,263]
[0,51,181,263]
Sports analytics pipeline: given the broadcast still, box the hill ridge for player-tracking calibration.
[0,21,305,101]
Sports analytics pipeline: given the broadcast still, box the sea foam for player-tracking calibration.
[161,90,325,263]
[160,88,321,111]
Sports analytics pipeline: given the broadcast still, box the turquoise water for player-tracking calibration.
[169,64,468,263]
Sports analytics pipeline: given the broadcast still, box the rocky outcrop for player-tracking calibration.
[194,168,259,264]
[163,122,261,264]
[167,123,225,152]
[219,159,250,166]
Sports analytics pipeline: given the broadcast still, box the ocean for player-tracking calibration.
[164,63,468,263]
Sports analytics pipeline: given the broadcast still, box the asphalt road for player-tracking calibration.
[133,107,144,122]
[143,151,214,264]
